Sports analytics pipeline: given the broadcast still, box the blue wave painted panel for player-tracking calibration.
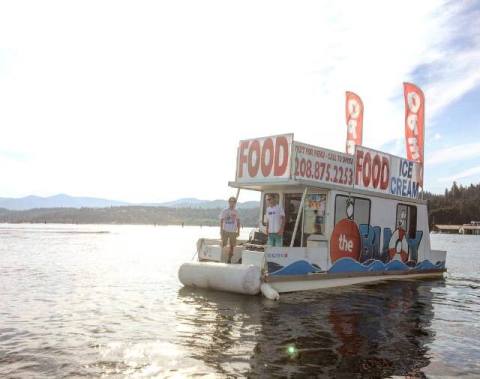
[268,258,445,276]
[326,258,443,275]
[328,258,369,274]
[414,260,437,271]
[270,260,322,276]
[385,260,409,271]
[366,260,386,272]
[267,261,284,273]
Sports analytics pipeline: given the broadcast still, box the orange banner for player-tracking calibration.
[403,83,424,186]
[403,83,424,163]
[345,91,363,155]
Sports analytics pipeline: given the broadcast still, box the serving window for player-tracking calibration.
[303,193,327,236]
[396,204,417,238]
[284,193,303,247]
[334,195,371,226]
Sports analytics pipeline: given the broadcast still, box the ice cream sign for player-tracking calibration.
[354,146,422,199]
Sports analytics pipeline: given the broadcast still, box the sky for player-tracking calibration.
[0,0,479,203]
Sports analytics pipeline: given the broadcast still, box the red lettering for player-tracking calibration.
[380,157,390,190]
[248,140,260,177]
[362,152,372,187]
[355,150,364,185]
[371,154,381,188]
[261,138,274,176]
[274,136,289,176]
[238,141,249,178]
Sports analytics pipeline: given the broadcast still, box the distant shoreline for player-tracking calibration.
[0,206,259,228]
[0,221,220,227]
[1,182,479,228]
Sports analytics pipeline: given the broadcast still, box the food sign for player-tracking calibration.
[236,134,293,183]
[293,142,354,188]
[355,146,422,199]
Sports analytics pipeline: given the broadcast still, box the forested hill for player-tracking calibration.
[425,182,480,226]
[0,206,260,227]
[0,183,478,227]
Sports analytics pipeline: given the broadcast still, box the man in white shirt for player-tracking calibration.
[265,194,285,247]
[219,196,241,263]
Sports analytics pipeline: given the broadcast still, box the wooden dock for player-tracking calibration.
[433,223,480,235]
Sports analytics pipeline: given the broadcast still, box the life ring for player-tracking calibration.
[388,228,409,262]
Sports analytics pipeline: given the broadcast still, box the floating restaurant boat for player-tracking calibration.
[178,133,447,299]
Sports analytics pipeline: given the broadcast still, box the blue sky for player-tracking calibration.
[404,1,480,193]
[0,0,479,202]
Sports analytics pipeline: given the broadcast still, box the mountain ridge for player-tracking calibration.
[0,194,259,210]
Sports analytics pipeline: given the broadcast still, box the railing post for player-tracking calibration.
[290,187,308,247]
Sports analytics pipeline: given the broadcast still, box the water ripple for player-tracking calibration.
[0,225,479,377]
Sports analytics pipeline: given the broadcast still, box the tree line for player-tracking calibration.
[1,182,478,228]
[425,182,480,226]
[0,206,260,227]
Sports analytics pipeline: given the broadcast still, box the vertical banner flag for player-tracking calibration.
[345,91,363,155]
[403,82,424,186]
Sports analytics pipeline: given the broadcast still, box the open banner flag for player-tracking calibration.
[403,83,425,164]
[403,83,424,187]
[345,91,363,155]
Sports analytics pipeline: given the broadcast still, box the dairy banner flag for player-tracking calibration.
[403,82,424,186]
[345,91,364,155]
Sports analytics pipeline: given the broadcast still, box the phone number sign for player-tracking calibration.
[293,143,354,188]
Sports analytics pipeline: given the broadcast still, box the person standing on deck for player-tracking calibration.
[219,197,241,263]
[266,194,285,246]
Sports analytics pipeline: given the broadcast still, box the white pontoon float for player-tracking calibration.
[178,134,447,299]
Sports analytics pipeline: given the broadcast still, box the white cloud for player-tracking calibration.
[426,143,480,166]
[438,165,480,182]
[422,3,480,122]
[0,0,478,201]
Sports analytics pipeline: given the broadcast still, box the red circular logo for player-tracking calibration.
[330,219,361,263]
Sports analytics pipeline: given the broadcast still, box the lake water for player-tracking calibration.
[0,224,479,378]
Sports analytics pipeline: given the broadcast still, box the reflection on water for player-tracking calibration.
[177,281,438,377]
[1,225,479,378]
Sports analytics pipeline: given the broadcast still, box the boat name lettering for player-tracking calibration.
[338,233,353,252]
[266,252,288,258]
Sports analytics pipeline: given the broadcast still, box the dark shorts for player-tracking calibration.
[221,231,237,247]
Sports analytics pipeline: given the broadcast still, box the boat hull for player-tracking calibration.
[266,269,446,293]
